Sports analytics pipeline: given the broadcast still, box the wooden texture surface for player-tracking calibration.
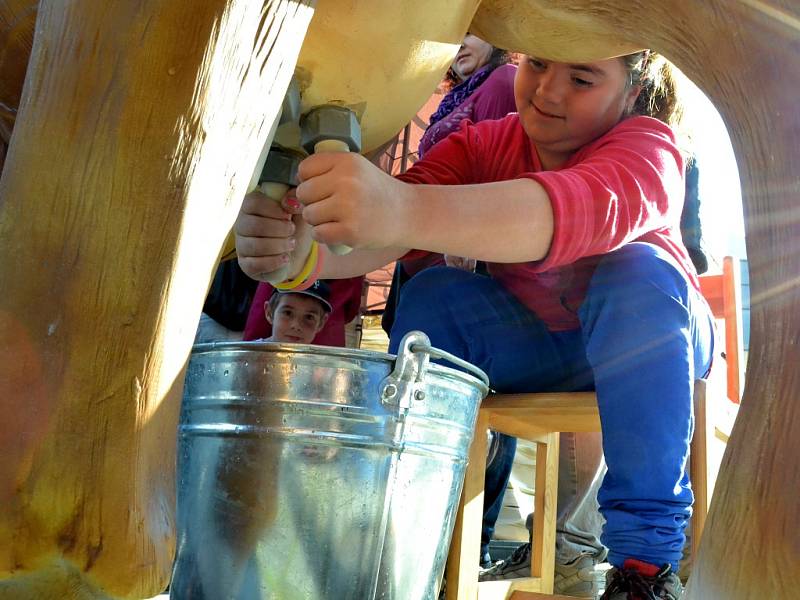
[0,1,797,598]
[689,380,710,562]
[273,0,482,153]
[529,433,559,593]
[0,0,35,143]
[0,0,314,597]
[483,392,601,437]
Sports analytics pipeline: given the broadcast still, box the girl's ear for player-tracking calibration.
[625,84,643,115]
[264,300,273,325]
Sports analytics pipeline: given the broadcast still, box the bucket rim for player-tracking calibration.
[190,340,490,395]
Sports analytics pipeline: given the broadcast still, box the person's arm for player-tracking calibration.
[318,245,408,279]
[297,152,554,264]
[297,119,684,270]
[527,118,685,271]
[402,179,553,262]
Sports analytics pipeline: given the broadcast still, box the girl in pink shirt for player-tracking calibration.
[235,51,713,600]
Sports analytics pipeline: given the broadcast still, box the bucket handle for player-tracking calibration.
[380,331,490,408]
[408,343,490,389]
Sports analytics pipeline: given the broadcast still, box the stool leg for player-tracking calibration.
[690,379,709,559]
[531,433,559,594]
[446,410,490,600]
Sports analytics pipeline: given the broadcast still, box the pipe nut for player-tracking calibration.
[300,105,362,154]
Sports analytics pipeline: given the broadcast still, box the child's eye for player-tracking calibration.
[572,76,594,88]
[528,58,546,71]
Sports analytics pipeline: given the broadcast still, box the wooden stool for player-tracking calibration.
[445,381,711,600]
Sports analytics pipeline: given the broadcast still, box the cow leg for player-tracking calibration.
[0,1,314,597]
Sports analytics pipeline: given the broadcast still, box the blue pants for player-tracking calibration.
[388,243,714,570]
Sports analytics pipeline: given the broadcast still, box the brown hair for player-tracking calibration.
[622,51,685,129]
[622,51,694,159]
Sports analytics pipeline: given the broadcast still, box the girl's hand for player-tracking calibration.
[296,152,413,250]
[234,189,313,281]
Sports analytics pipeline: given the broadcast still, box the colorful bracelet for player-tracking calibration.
[274,241,319,291]
[292,245,325,291]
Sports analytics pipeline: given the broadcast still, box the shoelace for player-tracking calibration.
[605,564,673,600]
[505,541,531,566]
[482,541,530,576]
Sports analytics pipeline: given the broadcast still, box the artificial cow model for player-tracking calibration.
[0,1,797,598]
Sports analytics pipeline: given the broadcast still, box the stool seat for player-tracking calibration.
[482,392,600,438]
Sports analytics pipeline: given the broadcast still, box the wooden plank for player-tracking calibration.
[482,392,598,411]
[446,410,490,600]
[690,380,710,561]
[698,274,725,316]
[487,410,601,437]
[721,257,745,402]
[531,434,558,593]
[483,393,601,436]
[698,260,745,403]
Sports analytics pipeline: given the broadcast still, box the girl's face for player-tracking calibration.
[514,56,641,170]
[451,34,494,81]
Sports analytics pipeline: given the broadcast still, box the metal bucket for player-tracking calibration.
[170,331,488,600]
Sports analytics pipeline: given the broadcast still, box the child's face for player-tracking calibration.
[514,56,641,169]
[266,294,329,344]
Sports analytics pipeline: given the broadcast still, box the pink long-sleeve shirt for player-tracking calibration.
[398,114,698,331]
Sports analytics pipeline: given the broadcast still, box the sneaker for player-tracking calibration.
[480,550,495,570]
[480,543,600,598]
[479,542,531,580]
[601,559,683,600]
[553,554,603,598]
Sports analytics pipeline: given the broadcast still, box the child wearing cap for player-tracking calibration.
[256,280,332,344]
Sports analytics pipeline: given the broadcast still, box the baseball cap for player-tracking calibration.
[276,280,333,313]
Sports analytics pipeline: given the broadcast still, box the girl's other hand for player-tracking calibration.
[234,189,313,281]
[296,153,413,250]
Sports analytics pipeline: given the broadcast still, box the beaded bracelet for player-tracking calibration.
[274,241,319,291]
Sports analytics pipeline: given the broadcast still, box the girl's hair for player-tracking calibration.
[443,47,510,90]
[622,51,685,130]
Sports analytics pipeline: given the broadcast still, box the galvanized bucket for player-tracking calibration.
[170,331,488,600]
